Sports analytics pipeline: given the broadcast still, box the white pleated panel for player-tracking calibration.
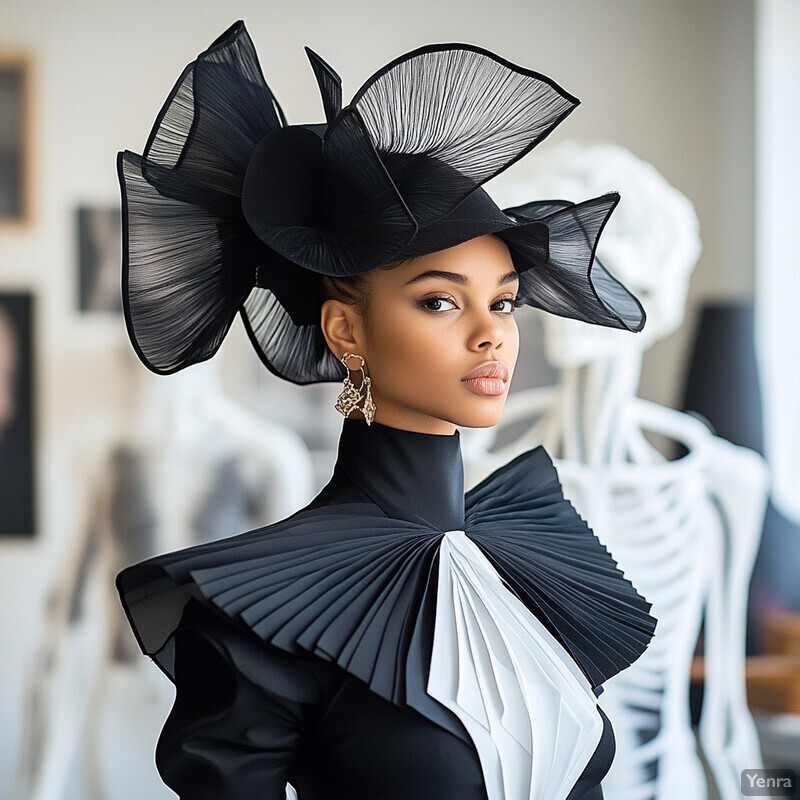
[428,531,603,800]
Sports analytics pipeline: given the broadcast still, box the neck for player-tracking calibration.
[371,406,458,436]
[332,418,465,530]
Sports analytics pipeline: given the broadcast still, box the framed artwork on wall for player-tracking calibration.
[76,206,122,313]
[0,53,33,227]
[0,291,35,536]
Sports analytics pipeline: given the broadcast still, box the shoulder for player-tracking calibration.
[175,598,343,705]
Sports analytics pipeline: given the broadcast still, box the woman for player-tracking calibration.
[116,21,656,800]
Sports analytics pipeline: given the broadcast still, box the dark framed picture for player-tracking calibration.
[0,54,32,226]
[0,292,35,535]
[76,206,122,312]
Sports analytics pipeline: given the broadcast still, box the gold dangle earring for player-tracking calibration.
[334,352,376,425]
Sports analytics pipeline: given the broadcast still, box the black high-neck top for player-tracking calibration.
[146,419,614,800]
[312,418,465,530]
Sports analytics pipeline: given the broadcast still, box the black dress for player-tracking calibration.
[117,419,655,800]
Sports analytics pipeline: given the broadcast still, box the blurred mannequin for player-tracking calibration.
[13,345,315,800]
[465,142,768,800]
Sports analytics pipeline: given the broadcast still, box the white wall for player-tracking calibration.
[755,0,800,524]
[0,0,756,795]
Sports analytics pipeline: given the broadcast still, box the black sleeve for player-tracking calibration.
[154,601,326,800]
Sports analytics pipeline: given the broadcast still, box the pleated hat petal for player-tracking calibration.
[351,44,579,226]
[120,22,286,374]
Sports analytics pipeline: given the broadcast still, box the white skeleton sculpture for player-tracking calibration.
[12,349,315,800]
[465,141,769,800]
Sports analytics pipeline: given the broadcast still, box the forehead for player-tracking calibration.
[391,235,517,282]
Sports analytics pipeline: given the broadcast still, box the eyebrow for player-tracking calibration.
[404,269,519,287]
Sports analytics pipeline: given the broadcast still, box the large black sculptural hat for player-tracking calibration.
[118,21,646,384]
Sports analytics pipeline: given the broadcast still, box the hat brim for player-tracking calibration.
[398,188,645,332]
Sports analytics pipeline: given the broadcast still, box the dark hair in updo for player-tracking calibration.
[319,260,407,315]
[318,274,372,314]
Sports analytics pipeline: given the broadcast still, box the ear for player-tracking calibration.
[320,298,366,360]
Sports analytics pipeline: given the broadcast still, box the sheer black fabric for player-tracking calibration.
[503,194,646,331]
[144,22,284,185]
[118,420,639,799]
[352,44,578,226]
[119,20,646,383]
[119,151,251,374]
[241,287,345,384]
[117,20,286,375]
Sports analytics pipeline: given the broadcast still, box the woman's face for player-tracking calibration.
[322,234,520,435]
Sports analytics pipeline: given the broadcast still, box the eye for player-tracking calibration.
[420,296,458,312]
[492,297,518,313]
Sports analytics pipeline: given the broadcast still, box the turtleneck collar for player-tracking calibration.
[331,418,465,531]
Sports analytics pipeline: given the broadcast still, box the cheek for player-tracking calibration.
[364,309,458,388]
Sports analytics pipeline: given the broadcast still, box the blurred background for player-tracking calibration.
[1,0,798,798]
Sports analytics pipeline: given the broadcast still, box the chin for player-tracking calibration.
[457,415,505,429]
[444,398,508,429]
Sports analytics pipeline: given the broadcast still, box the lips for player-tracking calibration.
[462,361,510,382]
[461,361,510,397]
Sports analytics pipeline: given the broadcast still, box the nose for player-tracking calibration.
[467,308,506,352]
